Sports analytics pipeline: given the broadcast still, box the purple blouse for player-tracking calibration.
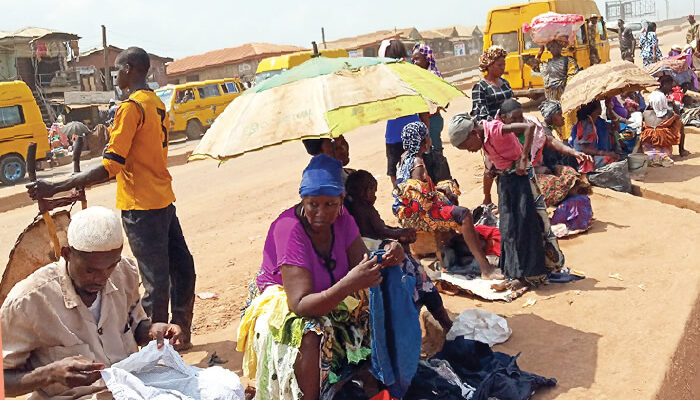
[256,207,360,293]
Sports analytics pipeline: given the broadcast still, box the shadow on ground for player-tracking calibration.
[494,314,602,399]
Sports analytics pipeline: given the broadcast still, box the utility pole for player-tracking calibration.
[102,25,112,90]
[321,27,327,49]
[665,0,670,20]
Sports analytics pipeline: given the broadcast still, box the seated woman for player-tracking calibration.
[448,109,566,292]
[345,170,452,331]
[642,75,688,166]
[237,154,406,400]
[570,100,620,170]
[392,122,503,280]
[517,100,592,207]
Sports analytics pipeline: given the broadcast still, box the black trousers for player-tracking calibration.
[122,204,196,335]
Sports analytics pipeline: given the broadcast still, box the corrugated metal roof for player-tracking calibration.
[167,42,307,76]
[323,28,421,51]
[0,27,79,41]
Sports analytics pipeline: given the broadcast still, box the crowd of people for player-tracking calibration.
[1,14,698,399]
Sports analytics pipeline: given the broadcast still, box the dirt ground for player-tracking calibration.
[2,23,700,400]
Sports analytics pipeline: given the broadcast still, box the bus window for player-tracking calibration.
[0,105,24,128]
[523,33,540,51]
[598,20,607,40]
[577,25,587,45]
[175,89,195,104]
[226,82,238,93]
[197,84,220,99]
[491,32,519,54]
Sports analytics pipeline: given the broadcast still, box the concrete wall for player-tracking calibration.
[75,49,170,88]
[437,54,480,77]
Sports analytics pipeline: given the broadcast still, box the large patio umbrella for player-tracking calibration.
[561,60,659,115]
[190,56,465,162]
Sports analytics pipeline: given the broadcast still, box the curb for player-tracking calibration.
[0,150,193,215]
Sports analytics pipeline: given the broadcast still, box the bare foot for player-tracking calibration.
[481,269,505,280]
[490,279,526,292]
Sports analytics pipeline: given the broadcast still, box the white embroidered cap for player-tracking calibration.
[67,206,123,252]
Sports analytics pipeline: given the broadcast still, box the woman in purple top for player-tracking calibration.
[244,154,404,400]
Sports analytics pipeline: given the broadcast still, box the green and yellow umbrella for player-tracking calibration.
[190,56,465,162]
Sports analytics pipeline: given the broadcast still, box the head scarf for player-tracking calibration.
[479,46,508,72]
[299,154,345,197]
[623,97,639,110]
[413,43,442,77]
[397,121,428,182]
[539,100,562,122]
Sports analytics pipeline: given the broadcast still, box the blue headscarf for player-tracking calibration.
[299,154,345,197]
[396,121,428,183]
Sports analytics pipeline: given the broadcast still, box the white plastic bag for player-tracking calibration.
[446,309,511,346]
[523,12,585,46]
[101,341,245,400]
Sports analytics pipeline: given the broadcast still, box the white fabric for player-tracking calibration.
[68,206,124,252]
[628,111,643,131]
[101,341,245,400]
[420,359,475,399]
[648,90,672,118]
[378,39,391,58]
[446,309,512,347]
[437,272,513,301]
[88,291,102,322]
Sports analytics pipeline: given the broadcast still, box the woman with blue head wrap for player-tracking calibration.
[239,154,406,400]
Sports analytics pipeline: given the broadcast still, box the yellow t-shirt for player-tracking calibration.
[102,90,175,210]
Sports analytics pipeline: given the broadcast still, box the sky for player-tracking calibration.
[3,0,698,60]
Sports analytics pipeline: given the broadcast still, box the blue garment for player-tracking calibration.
[569,117,613,152]
[369,265,421,398]
[299,154,345,197]
[428,113,444,151]
[386,114,420,144]
[432,337,557,400]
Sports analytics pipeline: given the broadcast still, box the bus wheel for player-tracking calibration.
[186,120,205,140]
[0,155,26,185]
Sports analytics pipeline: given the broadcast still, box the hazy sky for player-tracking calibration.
[4,0,698,60]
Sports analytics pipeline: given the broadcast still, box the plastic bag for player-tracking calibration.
[446,309,511,346]
[587,159,632,193]
[523,12,585,46]
[101,341,245,400]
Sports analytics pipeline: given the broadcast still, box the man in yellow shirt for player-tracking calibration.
[28,47,196,349]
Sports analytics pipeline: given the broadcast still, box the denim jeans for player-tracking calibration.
[121,204,196,337]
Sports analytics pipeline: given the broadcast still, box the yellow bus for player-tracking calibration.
[484,0,610,97]
[0,81,50,185]
[156,78,245,139]
[254,49,349,84]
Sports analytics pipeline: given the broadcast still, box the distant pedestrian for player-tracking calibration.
[640,22,662,67]
[687,15,699,48]
[618,19,636,63]
[411,43,452,183]
[532,39,581,101]
[587,15,601,65]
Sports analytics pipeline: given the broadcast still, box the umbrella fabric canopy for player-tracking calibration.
[190,57,465,162]
[61,121,91,137]
[561,60,659,114]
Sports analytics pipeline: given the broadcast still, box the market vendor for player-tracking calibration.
[641,75,690,165]
[1,206,183,399]
[237,154,405,400]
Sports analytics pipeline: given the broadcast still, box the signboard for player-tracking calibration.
[239,63,252,72]
[454,43,466,57]
[348,50,362,58]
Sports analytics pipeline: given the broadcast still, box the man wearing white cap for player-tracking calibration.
[1,207,184,399]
